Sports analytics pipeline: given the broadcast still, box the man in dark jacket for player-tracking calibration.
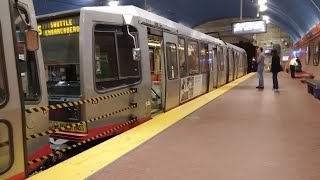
[271,50,281,91]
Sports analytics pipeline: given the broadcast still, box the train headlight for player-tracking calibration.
[67,107,80,120]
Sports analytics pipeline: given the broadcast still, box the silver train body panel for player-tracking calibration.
[37,5,248,141]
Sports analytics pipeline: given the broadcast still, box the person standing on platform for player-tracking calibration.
[256,47,265,89]
[295,57,302,72]
[271,49,281,92]
[289,57,298,78]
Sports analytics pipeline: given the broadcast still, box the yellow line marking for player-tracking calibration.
[27,73,255,180]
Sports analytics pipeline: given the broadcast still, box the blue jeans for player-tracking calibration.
[273,72,279,89]
[258,71,264,87]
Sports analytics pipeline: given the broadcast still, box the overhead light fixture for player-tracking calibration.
[262,15,269,20]
[262,15,270,23]
[258,0,267,5]
[259,4,268,11]
[108,0,119,6]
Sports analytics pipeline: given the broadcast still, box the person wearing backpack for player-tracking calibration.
[271,49,281,92]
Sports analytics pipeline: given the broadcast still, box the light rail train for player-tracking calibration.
[37,5,247,142]
[0,1,247,179]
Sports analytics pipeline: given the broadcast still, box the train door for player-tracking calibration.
[225,48,229,83]
[212,47,219,88]
[0,0,31,178]
[208,44,218,91]
[207,45,214,91]
[234,52,239,79]
[16,0,50,173]
[148,30,163,114]
[228,49,234,82]
[243,53,248,75]
[217,46,224,87]
[219,47,228,86]
[238,53,244,77]
[163,32,179,111]
[199,43,209,93]
[240,53,245,77]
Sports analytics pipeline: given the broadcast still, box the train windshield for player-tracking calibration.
[38,15,80,96]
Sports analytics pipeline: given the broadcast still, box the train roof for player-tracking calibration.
[37,9,80,20]
[37,6,245,52]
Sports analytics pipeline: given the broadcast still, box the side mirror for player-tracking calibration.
[132,48,141,61]
[25,30,39,51]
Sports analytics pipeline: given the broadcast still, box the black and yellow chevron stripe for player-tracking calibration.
[25,88,137,114]
[26,103,137,140]
[28,117,137,165]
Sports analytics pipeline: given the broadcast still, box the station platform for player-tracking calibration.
[29,72,320,180]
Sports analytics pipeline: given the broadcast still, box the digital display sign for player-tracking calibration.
[232,20,267,35]
[38,16,80,37]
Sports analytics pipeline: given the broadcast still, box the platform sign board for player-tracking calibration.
[232,20,267,35]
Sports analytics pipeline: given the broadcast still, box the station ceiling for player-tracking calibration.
[33,0,320,42]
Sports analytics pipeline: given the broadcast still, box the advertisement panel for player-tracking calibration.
[180,75,202,103]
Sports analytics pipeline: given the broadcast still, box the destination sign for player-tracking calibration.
[38,16,80,37]
[232,20,267,35]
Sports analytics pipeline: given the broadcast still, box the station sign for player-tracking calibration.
[232,20,267,35]
[38,16,80,37]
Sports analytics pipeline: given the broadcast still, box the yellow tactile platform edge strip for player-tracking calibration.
[28,73,255,180]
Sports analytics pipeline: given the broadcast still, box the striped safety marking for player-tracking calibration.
[25,88,137,114]
[26,104,137,140]
[28,118,137,165]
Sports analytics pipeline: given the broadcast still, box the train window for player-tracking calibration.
[149,49,155,72]
[14,8,40,101]
[219,50,224,70]
[94,31,118,80]
[313,42,319,66]
[188,40,199,75]
[200,43,209,73]
[229,50,234,71]
[0,121,12,174]
[306,46,310,65]
[0,24,7,106]
[178,38,187,77]
[166,43,178,79]
[117,33,139,77]
[94,24,140,91]
[236,53,239,65]
[39,15,80,96]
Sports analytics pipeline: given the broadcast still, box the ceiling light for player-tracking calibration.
[262,15,270,23]
[262,15,269,21]
[259,4,268,12]
[258,0,267,5]
[108,0,119,6]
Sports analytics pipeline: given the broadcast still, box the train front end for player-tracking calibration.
[37,13,87,141]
